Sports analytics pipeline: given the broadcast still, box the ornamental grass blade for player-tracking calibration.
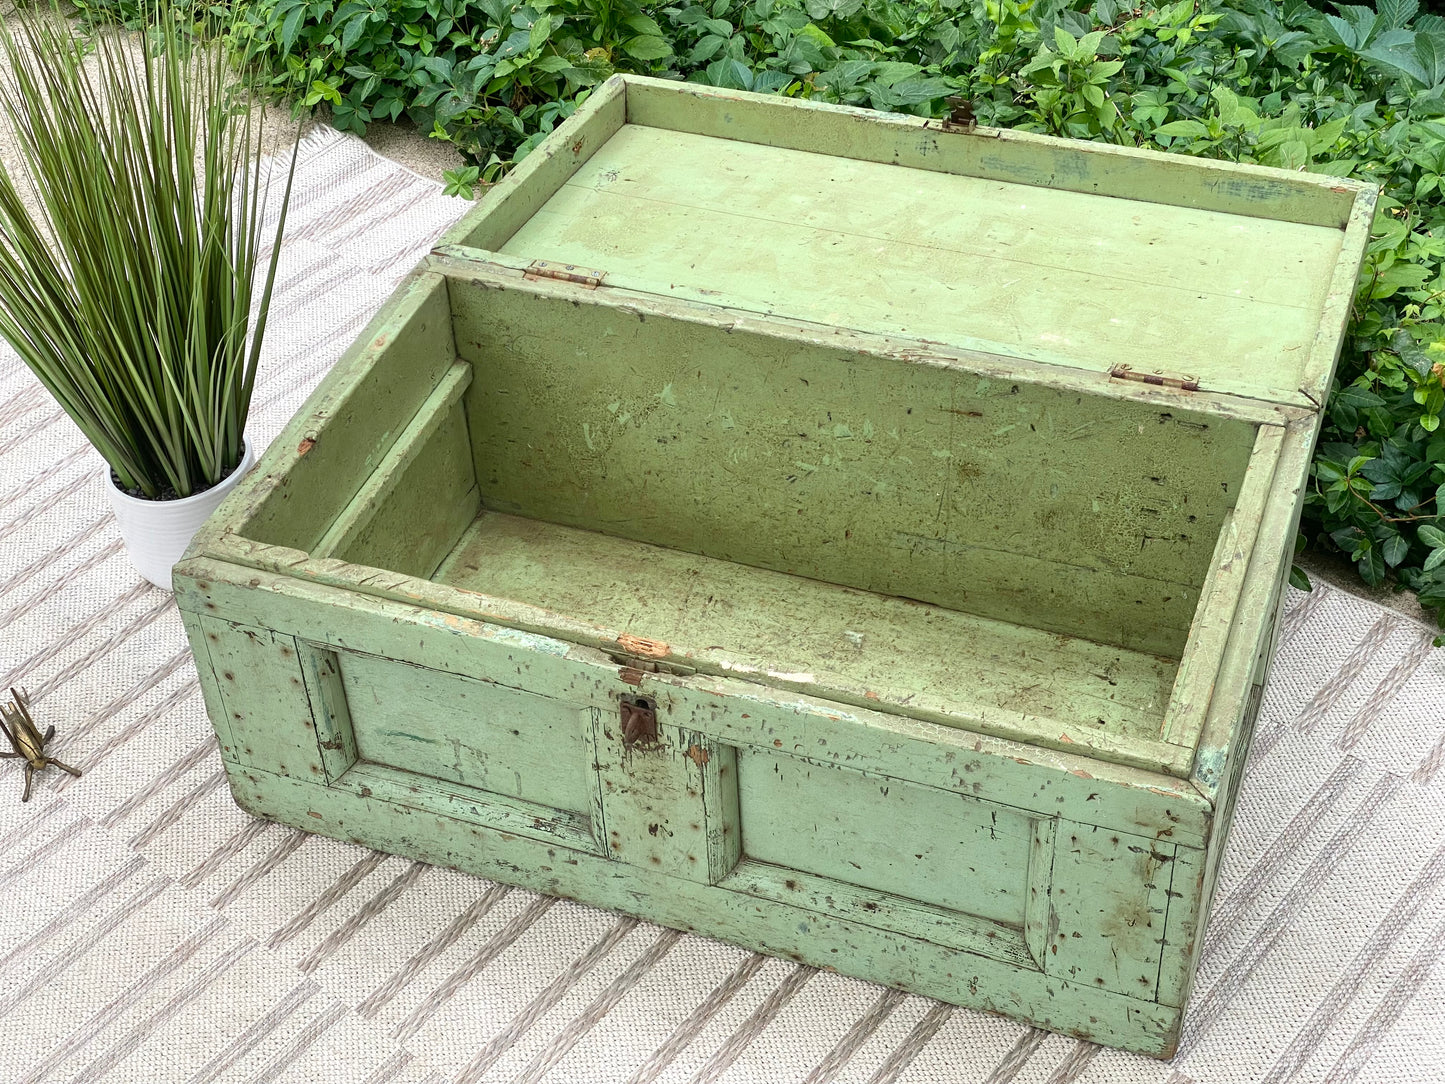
[0,5,297,498]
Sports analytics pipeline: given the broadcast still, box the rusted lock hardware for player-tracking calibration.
[619,695,658,748]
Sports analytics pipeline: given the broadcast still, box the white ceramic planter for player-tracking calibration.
[104,440,255,590]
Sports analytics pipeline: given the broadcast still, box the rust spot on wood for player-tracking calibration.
[620,667,644,686]
[297,436,316,456]
[307,810,323,819]
[687,744,710,768]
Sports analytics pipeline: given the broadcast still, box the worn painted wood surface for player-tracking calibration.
[614,77,1363,231]
[175,77,1378,1057]
[494,124,1341,404]
[432,509,1187,770]
[236,272,457,553]
[176,560,1205,1053]
[312,360,477,578]
[447,263,1259,660]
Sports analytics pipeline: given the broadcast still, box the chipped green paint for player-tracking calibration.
[176,77,1375,1058]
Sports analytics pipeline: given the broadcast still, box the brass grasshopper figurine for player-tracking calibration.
[1,688,81,802]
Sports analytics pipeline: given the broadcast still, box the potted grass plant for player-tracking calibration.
[0,7,294,589]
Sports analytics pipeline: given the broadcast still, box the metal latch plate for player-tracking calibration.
[620,695,658,748]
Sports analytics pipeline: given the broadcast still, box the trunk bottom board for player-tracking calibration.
[430,510,1178,742]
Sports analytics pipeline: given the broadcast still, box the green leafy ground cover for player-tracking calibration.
[75,0,1445,626]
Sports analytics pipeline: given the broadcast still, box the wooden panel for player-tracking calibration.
[443,75,627,252]
[591,716,734,883]
[1160,423,1283,750]
[237,272,458,553]
[226,761,1188,1055]
[720,859,1036,967]
[174,558,1212,833]
[1156,842,1209,1010]
[696,736,742,884]
[315,361,478,578]
[180,609,240,762]
[195,615,320,779]
[1025,819,1056,966]
[335,650,598,816]
[450,273,1258,655]
[622,76,1363,230]
[1046,820,1176,1000]
[297,645,358,783]
[432,511,1178,750]
[496,124,1340,405]
[338,761,601,853]
[1194,413,1318,801]
[736,747,1032,927]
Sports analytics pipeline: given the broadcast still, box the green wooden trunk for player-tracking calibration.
[175,76,1376,1057]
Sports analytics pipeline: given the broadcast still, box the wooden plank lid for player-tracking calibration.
[441,76,1377,412]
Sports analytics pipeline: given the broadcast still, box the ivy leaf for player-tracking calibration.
[1289,564,1313,591]
[624,14,666,37]
[1332,526,1369,556]
[1155,119,1210,138]
[1335,385,1388,409]
[1362,441,1432,499]
[1415,28,1445,86]
[1381,529,1411,567]
[1361,542,1388,585]
[816,60,872,90]
[340,15,368,52]
[1378,0,1420,31]
[623,35,673,61]
[280,3,307,54]
[1420,524,1445,548]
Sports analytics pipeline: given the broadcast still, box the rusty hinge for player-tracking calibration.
[608,653,696,684]
[1109,365,1200,392]
[524,260,605,289]
[619,694,658,748]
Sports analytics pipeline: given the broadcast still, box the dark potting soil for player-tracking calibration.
[109,464,236,502]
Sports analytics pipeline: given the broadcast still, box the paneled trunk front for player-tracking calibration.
[182,568,1202,1047]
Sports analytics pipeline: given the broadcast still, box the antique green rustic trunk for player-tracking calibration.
[175,76,1376,1056]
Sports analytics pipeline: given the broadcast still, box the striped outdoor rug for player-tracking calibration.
[1,127,1443,1084]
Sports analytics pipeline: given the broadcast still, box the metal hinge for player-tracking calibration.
[524,260,605,289]
[940,96,977,133]
[609,653,697,684]
[1109,365,1201,392]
